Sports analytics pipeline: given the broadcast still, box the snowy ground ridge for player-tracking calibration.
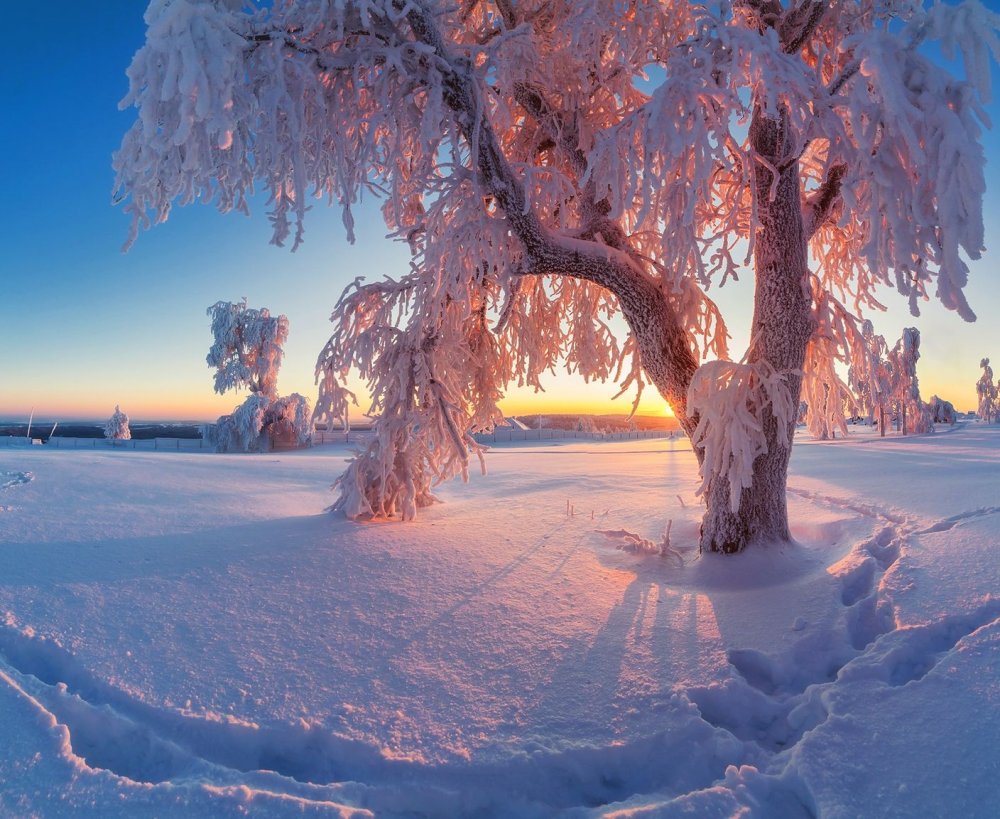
[0,613,747,815]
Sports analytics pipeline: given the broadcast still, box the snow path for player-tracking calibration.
[0,425,998,816]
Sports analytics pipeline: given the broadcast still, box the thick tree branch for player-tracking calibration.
[403,2,701,428]
[511,83,588,178]
[493,0,517,30]
[736,0,827,54]
[778,1,828,54]
[804,162,847,239]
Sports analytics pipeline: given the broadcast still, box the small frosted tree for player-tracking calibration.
[848,321,893,436]
[887,328,932,435]
[206,299,288,400]
[115,0,999,552]
[104,405,131,441]
[977,358,997,422]
[205,300,312,451]
[265,393,314,447]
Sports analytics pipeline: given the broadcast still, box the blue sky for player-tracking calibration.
[2,1,999,422]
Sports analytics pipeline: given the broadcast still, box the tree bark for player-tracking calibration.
[698,105,814,553]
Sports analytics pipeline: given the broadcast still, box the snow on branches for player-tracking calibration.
[801,286,859,439]
[688,359,796,514]
[848,320,893,433]
[104,405,132,441]
[887,327,932,435]
[206,299,288,398]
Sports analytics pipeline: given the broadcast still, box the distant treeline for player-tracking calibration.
[1,424,202,442]
[516,414,681,432]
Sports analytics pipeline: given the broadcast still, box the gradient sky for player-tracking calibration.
[3,2,999,423]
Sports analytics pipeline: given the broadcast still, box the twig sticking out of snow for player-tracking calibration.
[595,522,684,566]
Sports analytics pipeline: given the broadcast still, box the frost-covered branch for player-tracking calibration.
[689,360,797,513]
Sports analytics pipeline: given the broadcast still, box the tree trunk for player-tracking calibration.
[698,105,814,554]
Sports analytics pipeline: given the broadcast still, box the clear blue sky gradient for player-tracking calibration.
[2,1,999,422]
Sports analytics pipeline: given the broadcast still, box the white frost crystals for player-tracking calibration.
[688,360,796,515]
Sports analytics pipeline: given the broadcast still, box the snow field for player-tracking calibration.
[0,425,998,816]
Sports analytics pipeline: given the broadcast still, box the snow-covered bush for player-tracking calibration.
[104,405,131,441]
[927,396,957,425]
[210,393,269,453]
[264,393,313,448]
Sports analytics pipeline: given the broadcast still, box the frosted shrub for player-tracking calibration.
[104,405,131,441]
[927,396,957,425]
[212,394,269,453]
[265,393,313,447]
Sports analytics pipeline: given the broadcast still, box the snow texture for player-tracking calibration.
[1,423,998,816]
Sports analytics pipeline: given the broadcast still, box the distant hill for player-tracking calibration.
[1,423,202,442]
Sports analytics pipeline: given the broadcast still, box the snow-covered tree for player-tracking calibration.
[887,327,932,435]
[206,299,288,400]
[205,300,311,451]
[848,320,893,436]
[104,405,131,441]
[115,1,999,552]
[977,358,997,422]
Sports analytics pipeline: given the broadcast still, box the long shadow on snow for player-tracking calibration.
[0,513,346,588]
